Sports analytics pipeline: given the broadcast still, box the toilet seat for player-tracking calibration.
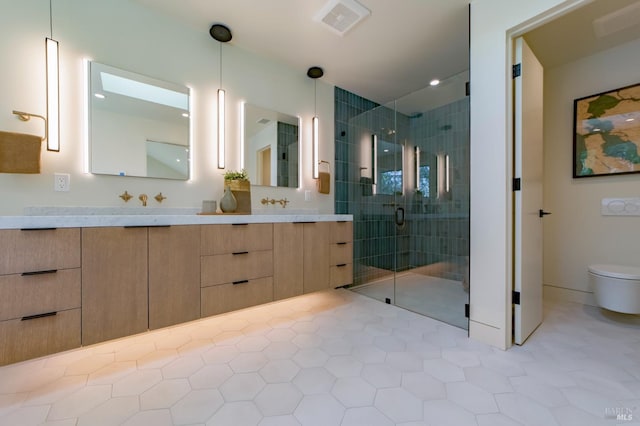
[588,264,640,280]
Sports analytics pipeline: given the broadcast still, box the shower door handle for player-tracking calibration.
[395,207,405,227]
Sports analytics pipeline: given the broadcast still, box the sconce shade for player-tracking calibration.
[210,24,232,43]
[46,37,59,152]
[217,89,225,169]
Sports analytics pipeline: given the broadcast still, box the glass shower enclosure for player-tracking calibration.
[335,71,470,329]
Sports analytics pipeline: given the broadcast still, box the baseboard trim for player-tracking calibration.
[544,285,597,306]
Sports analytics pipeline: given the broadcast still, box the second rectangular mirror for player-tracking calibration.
[88,61,190,180]
[243,103,299,188]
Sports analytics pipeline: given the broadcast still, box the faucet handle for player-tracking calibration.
[119,191,133,203]
[154,192,167,203]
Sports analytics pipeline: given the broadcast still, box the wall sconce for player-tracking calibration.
[437,153,450,198]
[307,66,324,179]
[46,1,59,152]
[210,23,232,169]
[414,146,420,190]
[371,134,377,194]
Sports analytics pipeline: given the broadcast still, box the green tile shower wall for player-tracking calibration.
[334,87,469,285]
[277,122,298,188]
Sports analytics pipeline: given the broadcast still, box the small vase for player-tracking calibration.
[220,185,237,213]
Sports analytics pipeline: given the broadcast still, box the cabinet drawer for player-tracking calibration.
[201,224,273,255]
[201,250,273,287]
[330,242,353,266]
[0,308,81,366]
[201,276,273,317]
[330,221,353,244]
[0,228,80,275]
[0,268,81,321]
[330,263,353,288]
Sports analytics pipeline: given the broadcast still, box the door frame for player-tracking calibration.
[504,0,590,346]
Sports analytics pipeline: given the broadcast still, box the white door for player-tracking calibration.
[514,37,545,344]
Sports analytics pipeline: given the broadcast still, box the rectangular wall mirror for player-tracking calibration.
[88,61,190,180]
[243,103,299,188]
[374,138,404,195]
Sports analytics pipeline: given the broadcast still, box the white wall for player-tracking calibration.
[0,0,334,215]
[469,0,589,349]
[543,37,640,305]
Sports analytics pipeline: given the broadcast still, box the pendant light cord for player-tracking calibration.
[219,43,223,89]
[314,80,317,116]
[49,0,53,39]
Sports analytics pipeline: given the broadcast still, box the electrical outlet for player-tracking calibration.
[304,190,311,202]
[54,173,70,192]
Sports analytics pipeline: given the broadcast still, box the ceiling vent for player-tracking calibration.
[593,2,640,39]
[314,0,371,36]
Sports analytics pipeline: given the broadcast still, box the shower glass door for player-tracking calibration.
[336,71,470,330]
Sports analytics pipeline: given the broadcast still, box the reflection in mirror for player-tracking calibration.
[88,62,190,180]
[243,103,299,188]
[415,147,433,199]
[373,136,404,195]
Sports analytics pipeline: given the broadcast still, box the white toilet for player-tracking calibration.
[588,264,640,314]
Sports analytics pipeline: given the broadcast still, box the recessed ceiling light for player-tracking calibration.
[430,79,440,86]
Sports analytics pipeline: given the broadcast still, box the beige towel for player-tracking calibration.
[317,171,330,194]
[0,131,42,174]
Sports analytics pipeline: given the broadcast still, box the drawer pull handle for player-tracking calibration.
[337,220,347,223]
[21,311,57,321]
[20,227,57,231]
[232,280,249,285]
[21,269,58,276]
[232,251,249,255]
[147,225,171,228]
[337,263,347,267]
[337,242,347,245]
[293,221,317,224]
[232,223,249,226]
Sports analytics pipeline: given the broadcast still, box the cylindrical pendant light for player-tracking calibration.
[46,0,59,152]
[210,24,232,169]
[307,66,324,179]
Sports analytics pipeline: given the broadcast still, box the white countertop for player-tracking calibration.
[0,212,352,229]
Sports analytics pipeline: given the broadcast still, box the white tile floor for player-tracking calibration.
[0,289,639,426]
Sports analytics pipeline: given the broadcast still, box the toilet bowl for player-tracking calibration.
[588,264,640,314]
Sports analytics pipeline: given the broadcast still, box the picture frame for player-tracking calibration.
[573,82,640,178]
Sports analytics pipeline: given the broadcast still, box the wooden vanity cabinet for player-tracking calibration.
[148,225,200,330]
[0,228,81,365]
[201,224,274,317]
[273,222,304,300]
[82,227,148,346]
[302,221,331,293]
[273,221,353,299]
[329,221,354,287]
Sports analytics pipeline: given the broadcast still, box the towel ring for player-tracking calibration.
[12,110,47,142]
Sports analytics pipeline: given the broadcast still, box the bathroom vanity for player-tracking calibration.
[0,214,352,366]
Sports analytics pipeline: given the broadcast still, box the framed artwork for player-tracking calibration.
[573,82,640,178]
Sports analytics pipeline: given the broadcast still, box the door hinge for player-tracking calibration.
[512,63,521,78]
[512,291,521,305]
[513,178,521,191]
[465,81,470,97]
[464,303,470,318]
